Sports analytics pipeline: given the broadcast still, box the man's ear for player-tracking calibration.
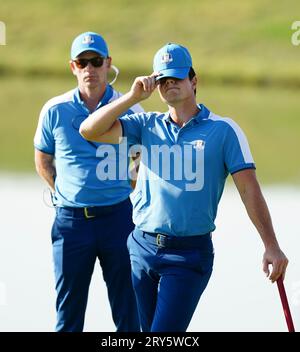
[69,60,77,76]
[106,56,112,69]
[191,75,197,89]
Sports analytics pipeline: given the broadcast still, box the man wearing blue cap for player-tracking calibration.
[79,43,288,331]
[34,32,142,332]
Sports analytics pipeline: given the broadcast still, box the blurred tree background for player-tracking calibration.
[0,0,299,183]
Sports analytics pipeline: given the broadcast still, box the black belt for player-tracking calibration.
[142,231,211,249]
[56,198,130,219]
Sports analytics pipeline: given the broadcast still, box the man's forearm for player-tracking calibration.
[233,169,288,282]
[239,182,279,249]
[233,170,280,248]
[35,159,56,193]
[38,166,56,192]
[80,91,139,141]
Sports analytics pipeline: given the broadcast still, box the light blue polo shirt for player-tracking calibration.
[120,104,255,236]
[34,85,143,207]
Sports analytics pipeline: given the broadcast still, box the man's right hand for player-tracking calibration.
[129,74,158,101]
[80,74,159,143]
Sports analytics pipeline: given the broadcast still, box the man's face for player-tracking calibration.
[157,76,197,105]
[70,51,112,89]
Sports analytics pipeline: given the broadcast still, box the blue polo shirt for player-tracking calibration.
[120,104,255,236]
[34,85,143,207]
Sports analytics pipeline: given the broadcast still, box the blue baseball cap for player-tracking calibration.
[71,32,109,59]
[153,43,192,81]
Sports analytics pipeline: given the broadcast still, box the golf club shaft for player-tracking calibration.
[277,276,295,332]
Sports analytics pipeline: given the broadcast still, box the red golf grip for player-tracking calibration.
[276,276,295,332]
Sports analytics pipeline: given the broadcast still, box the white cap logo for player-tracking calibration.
[82,35,95,44]
[161,53,173,63]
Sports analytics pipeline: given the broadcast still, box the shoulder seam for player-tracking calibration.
[40,89,75,117]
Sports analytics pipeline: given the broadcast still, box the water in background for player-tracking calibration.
[0,174,299,332]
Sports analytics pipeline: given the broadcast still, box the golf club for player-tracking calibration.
[276,276,295,332]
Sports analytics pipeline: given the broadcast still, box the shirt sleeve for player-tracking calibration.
[33,105,55,155]
[119,112,147,146]
[223,118,256,174]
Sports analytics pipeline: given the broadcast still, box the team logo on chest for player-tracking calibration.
[161,53,173,63]
[193,140,206,150]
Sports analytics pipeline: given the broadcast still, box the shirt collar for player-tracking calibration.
[73,85,114,112]
[163,103,210,124]
[194,104,210,122]
[95,84,114,109]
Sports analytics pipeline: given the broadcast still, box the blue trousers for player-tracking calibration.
[51,198,140,332]
[127,228,214,332]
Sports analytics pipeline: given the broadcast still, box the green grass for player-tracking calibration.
[0,76,299,183]
[0,0,299,183]
[1,0,300,85]
[0,77,74,171]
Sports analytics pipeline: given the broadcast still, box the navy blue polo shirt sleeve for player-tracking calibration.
[34,108,55,155]
[223,118,256,174]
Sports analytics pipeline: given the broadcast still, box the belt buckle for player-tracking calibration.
[84,207,96,219]
[156,233,166,247]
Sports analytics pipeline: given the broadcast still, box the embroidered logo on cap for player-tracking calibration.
[82,35,95,44]
[161,53,173,63]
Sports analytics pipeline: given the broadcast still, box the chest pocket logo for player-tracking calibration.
[193,140,206,150]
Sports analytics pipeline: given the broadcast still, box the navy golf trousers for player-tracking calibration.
[51,198,140,332]
[127,227,214,332]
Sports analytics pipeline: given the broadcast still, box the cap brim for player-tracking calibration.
[155,67,190,81]
[71,48,107,60]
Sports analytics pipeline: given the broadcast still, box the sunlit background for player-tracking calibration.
[0,0,299,332]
